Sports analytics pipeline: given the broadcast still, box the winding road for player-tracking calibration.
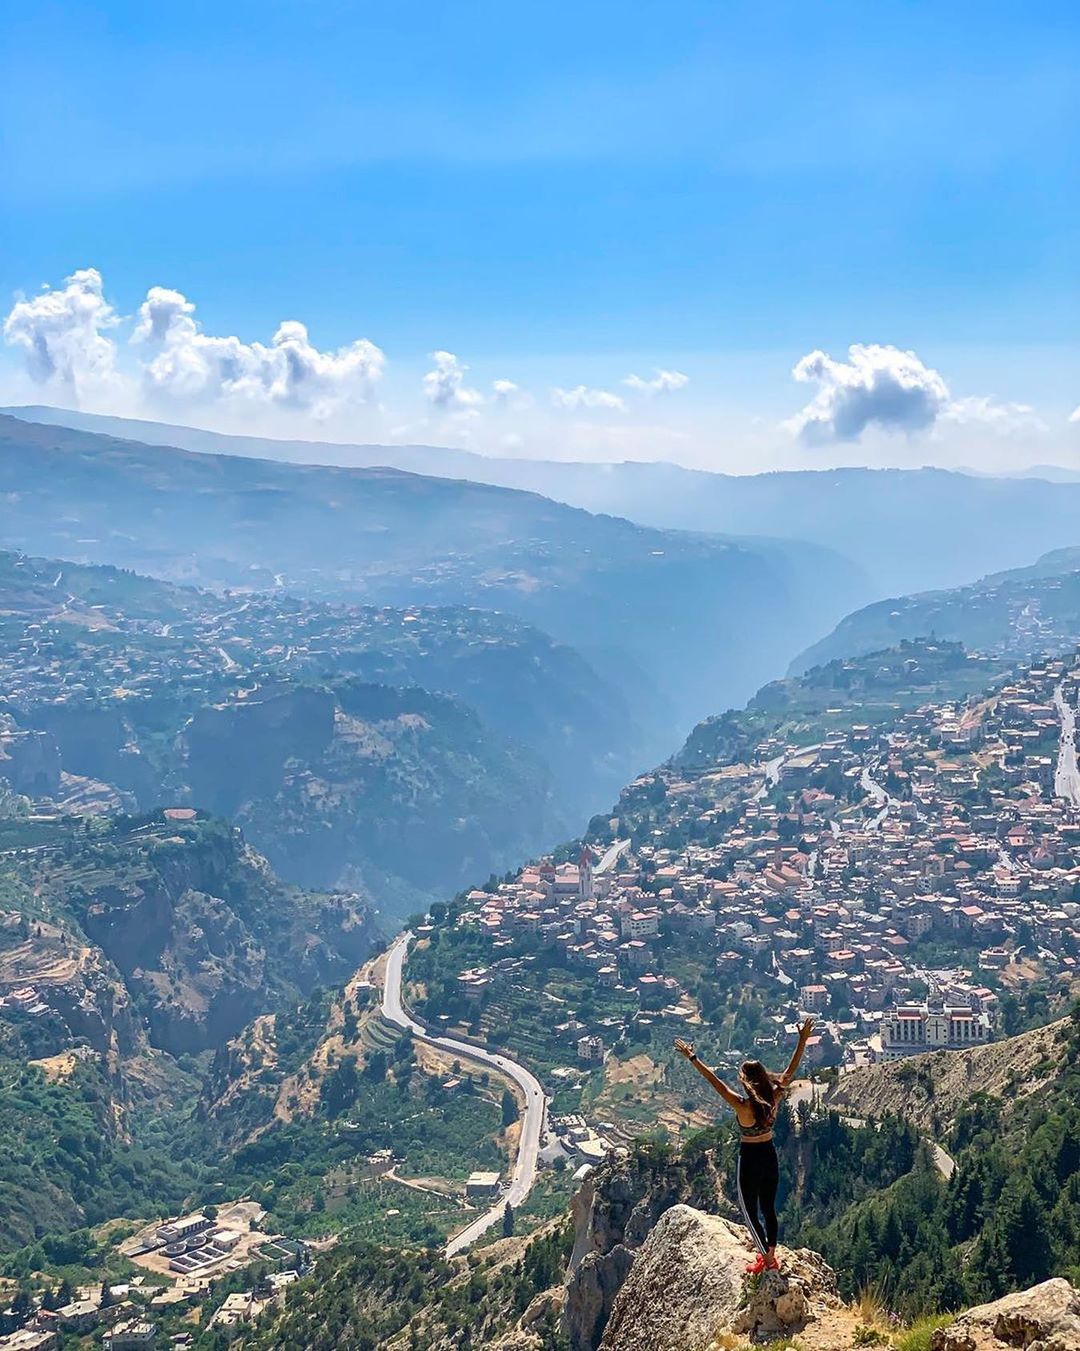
[380,931,548,1256]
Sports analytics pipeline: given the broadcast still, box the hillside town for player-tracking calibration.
[421,653,1080,1087]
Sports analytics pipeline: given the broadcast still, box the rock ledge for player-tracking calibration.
[932,1279,1080,1351]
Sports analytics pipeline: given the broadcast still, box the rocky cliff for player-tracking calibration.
[563,1138,729,1350]
[599,1205,850,1351]
[1,811,379,1058]
[591,1202,1080,1351]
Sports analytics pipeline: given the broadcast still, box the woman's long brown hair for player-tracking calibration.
[740,1060,783,1127]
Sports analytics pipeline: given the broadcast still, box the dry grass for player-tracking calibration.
[28,1051,79,1082]
[854,1285,891,1330]
[890,1314,952,1351]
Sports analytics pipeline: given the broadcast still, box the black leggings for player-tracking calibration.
[737,1140,779,1253]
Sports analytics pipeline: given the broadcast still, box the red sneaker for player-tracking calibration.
[766,1255,781,1272]
[745,1253,768,1275]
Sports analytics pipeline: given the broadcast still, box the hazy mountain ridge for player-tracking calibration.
[16,405,1080,598]
[791,547,1080,675]
[0,412,870,751]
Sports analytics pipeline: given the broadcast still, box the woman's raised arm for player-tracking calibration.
[780,1018,815,1085]
[674,1038,743,1109]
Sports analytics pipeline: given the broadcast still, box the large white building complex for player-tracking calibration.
[880,993,994,1060]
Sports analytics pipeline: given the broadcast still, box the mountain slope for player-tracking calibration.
[791,547,1080,674]
[0,549,631,916]
[16,404,1080,597]
[827,1016,1068,1134]
[0,810,376,1058]
[0,412,868,749]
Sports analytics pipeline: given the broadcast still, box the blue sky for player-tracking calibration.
[2,1,1079,470]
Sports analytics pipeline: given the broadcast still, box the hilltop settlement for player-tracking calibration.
[410,645,1080,1141]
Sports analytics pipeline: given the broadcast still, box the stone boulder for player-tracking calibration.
[491,1288,566,1350]
[932,1279,1080,1351]
[598,1204,845,1351]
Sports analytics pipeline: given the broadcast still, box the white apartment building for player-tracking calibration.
[880,997,993,1060]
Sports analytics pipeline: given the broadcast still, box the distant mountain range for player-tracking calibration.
[12,404,1080,597]
[792,546,1080,674]
[0,411,868,762]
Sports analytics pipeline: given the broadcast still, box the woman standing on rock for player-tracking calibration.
[675,1018,814,1274]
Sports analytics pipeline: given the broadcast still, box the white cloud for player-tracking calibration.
[2,268,120,401]
[491,377,533,411]
[551,384,626,412]
[133,286,384,416]
[623,368,690,396]
[422,350,483,411]
[944,395,1046,434]
[787,343,950,443]
[786,342,1048,445]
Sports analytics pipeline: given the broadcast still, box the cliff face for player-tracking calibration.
[563,1141,728,1351]
[28,701,162,802]
[10,813,378,1057]
[0,726,60,796]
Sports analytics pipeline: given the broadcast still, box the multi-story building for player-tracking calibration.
[880,995,993,1060]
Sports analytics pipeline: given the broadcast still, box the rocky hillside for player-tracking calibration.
[186,681,564,913]
[0,548,635,917]
[828,1016,1069,1134]
[0,810,377,1057]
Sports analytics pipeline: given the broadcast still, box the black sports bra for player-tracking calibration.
[738,1086,784,1138]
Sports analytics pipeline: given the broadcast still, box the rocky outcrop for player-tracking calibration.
[0,726,60,796]
[932,1279,1080,1351]
[597,1205,848,1351]
[565,1239,635,1351]
[563,1145,728,1351]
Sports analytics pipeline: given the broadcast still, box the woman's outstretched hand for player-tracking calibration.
[674,1037,696,1060]
[799,1018,815,1040]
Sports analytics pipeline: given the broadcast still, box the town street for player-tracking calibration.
[861,763,900,830]
[380,931,548,1257]
[1054,685,1080,807]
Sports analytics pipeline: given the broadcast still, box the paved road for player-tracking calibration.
[860,764,900,830]
[754,743,825,801]
[1054,685,1080,806]
[380,931,548,1256]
